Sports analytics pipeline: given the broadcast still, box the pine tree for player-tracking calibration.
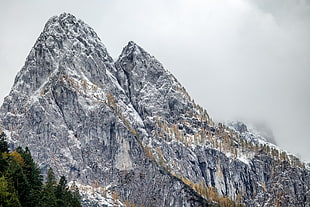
[0,176,21,207]
[16,147,43,207]
[46,168,57,187]
[0,134,81,207]
[55,176,82,207]
[0,152,8,175]
[70,181,82,207]
[0,132,9,153]
[55,176,67,206]
[39,168,57,207]
[6,157,31,205]
[0,133,9,174]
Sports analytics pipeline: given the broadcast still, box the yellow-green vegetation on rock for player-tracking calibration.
[179,176,244,207]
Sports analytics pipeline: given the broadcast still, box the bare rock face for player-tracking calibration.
[0,13,309,207]
[0,13,208,207]
[115,41,193,122]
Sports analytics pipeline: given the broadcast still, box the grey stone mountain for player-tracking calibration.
[0,13,309,207]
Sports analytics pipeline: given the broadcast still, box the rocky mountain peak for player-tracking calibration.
[43,13,83,35]
[6,13,115,107]
[117,41,148,65]
[41,12,110,58]
[0,13,309,207]
[114,40,196,124]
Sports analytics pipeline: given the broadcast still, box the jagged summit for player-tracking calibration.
[6,13,115,106]
[43,13,103,46]
[115,41,195,122]
[44,13,83,33]
[0,13,309,207]
[41,12,111,60]
[117,40,150,62]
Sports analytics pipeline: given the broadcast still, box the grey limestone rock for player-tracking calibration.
[0,13,309,207]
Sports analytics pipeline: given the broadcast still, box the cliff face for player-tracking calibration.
[0,13,309,207]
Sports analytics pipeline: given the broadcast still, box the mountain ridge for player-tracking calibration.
[0,13,309,207]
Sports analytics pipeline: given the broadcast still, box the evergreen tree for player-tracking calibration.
[55,176,82,207]
[0,132,9,174]
[0,152,8,175]
[46,167,57,187]
[0,132,9,153]
[70,181,82,207]
[38,186,57,207]
[38,168,57,207]
[0,134,81,207]
[0,176,21,207]
[55,176,68,206]
[16,147,43,207]
[6,157,30,205]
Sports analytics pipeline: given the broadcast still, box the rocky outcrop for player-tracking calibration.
[0,13,309,207]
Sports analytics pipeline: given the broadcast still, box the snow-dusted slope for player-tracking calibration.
[0,13,207,207]
[0,13,309,207]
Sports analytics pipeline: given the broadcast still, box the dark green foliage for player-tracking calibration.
[46,167,57,187]
[56,175,82,207]
[40,169,81,207]
[0,132,9,174]
[0,176,21,207]
[70,181,82,207]
[39,178,57,207]
[0,132,82,207]
[0,132,9,153]
[55,176,67,201]
[6,159,31,205]
[16,147,43,206]
[0,154,8,174]
[39,168,57,207]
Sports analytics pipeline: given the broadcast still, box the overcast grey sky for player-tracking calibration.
[0,0,309,162]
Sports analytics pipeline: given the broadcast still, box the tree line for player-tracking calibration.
[0,132,81,207]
